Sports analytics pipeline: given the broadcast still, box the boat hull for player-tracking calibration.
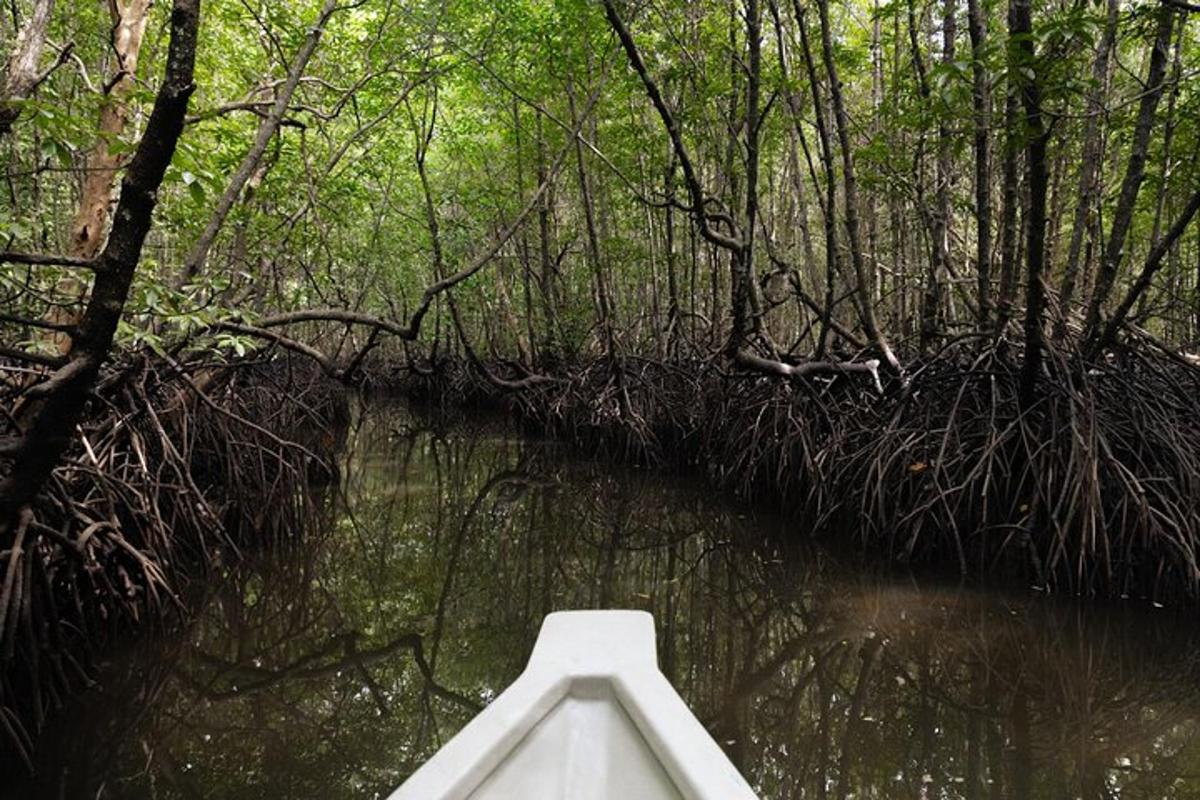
[388,610,759,800]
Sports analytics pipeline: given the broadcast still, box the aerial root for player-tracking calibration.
[0,353,349,771]
[389,342,1200,603]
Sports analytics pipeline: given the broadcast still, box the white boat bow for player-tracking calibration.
[389,609,760,800]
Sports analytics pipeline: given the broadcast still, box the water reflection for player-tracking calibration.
[7,402,1200,799]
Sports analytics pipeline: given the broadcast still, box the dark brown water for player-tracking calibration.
[7,401,1200,799]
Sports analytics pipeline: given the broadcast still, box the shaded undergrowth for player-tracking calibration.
[381,342,1200,603]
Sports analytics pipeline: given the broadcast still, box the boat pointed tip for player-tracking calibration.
[532,609,658,672]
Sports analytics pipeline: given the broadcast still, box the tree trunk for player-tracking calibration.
[906,0,937,345]
[788,0,841,359]
[994,76,1021,334]
[0,0,56,137]
[664,149,681,358]
[534,113,560,361]
[512,98,539,364]
[568,84,617,362]
[868,0,883,308]
[1054,0,1119,340]
[67,0,153,263]
[1011,0,1049,402]
[229,137,280,294]
[816,0,901,375]
[1148,18,1186,252]
[966,0,992,329]
[1083,7,1176,351]
[1095,188,1200,350]
[922,0,955,350]
[769,1,819,349]
[46,0,153,353]
[0,0,201,541]
[731,0,764,357]
[179,0,339,284]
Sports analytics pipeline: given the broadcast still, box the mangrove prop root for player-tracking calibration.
[382,342,1200,603]
[0,355,348,772]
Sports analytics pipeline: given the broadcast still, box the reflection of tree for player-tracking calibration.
[9,405,1200,800]
[714,579,1200,800]
[184,630,480,713]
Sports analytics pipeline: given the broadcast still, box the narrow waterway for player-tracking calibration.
[7,401,1200,799]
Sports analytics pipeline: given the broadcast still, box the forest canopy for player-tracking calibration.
[1,0,1195,371]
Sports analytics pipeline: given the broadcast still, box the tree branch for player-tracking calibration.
[29,39,73,92]
[735,349,883,393]
[178,0,341,283]
[601,0,743,253]
[1092,187,1200,354]
[213,321,339,376]
[253,95,591,348]
[0,251,99,271]
[0,346,65,369]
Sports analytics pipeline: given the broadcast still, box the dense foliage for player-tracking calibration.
[1,0,1196,367]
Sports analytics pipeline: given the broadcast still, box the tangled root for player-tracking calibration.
[393,344,1200,603]
[0,354,348,770]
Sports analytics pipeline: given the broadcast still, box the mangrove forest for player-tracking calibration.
[1,0,1200,795]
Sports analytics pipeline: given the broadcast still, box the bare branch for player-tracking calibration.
[0,345,65,368]
[1093,187,1200,353]
[735,349,883,393]
[29,40,73,92]
[179,0,342,283]
[0,251,100,270]
[213,321,339,376]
